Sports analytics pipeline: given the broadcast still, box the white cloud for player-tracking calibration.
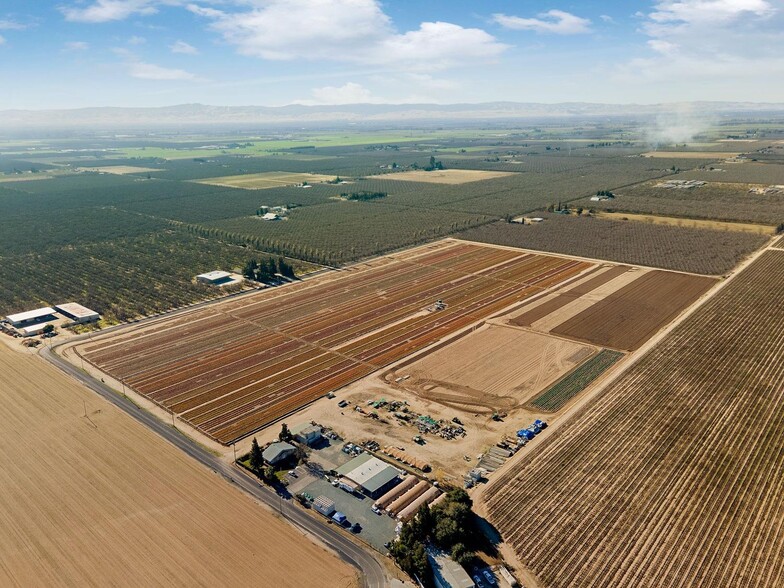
[0,35,5,45]
[128,35,146,45]
[310,82,376,104]
[63,41,90,51]
[61,0,176,23]
[599,14,616,23]
[189,0,506,69]
[0,19,27,30]
[170,40,199,54]
[128,60,198,80]
[649,0,775,24]
[493,10,592,34]
[614,0,783,97]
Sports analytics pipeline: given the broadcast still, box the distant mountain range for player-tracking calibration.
[2,101,784,128]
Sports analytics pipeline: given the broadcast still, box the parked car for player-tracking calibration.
[483,570,497,585]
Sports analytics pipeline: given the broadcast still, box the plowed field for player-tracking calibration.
[483,248,784,588]
[80,241,591,444]
[0,346,355,587]
[550,270,716,350]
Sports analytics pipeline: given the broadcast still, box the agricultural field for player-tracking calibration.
[77,241,591,444]
[0,228,310,321]
[389,324,596,412]
[548,270,716,350]
[194,171,337,190]
[641,151,740,159]
[0,127,771,319]
[482,247,784,588]
[529,349,624,412]
[577,178,784,225]
[0,345,356,587]
[380,169,516,184]
[458,214,768,275]
[77,165,162,175]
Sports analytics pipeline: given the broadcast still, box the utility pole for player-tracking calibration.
[83,400,87,417]
[233,443,237,463]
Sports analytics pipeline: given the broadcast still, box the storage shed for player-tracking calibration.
[196,270,233,285]
[6,307,57,328]
[291,422,323,447]
[313,495,336,517]
[55,303,100,324]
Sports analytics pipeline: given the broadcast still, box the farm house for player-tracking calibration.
[262,441,297,466]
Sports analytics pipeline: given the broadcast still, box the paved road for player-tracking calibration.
[41,344,388,588]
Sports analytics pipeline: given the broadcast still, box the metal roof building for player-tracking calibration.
[262,441,297,465]
[336,454,401,498]
[427,549,474,588]
[5,307,57,327]
[55,303,100,324]
[196,270,233,285]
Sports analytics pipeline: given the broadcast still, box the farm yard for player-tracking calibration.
[77,241,592,444]
[0,344,356,587]
[482,247,784,588]
[458,214,768,275]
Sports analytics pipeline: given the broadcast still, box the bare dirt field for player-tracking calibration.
[381,169,517,184]
[481,247,784,588]
[550,270,717,350]
[641,151,740,159]
[509,265,632,326]
[77,165,162,174]
[194,171,336,190]
[390,324,596,412]
[0,346,356,587]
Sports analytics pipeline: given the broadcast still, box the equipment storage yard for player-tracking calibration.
[74,240,593,444]
[0,343,356,587]
[479,246,784,588]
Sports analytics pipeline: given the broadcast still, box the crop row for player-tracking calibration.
[484,248,784,588]
[529,349,624,412]
[82,242,591,443]
[458,214,768,275]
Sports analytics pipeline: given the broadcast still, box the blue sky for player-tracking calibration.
[1,1,782,109]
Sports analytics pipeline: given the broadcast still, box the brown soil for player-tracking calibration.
[380,169,517,184]
[0,346,356,587]
[510,265,631,326]
[394,324,595,412]
[481,249,784,588]
[551,270,717,350]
